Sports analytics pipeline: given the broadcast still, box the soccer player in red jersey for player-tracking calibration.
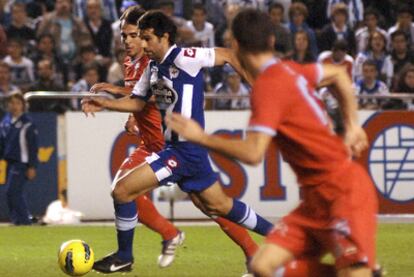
[87,6,259,274]
[167,9,378,277]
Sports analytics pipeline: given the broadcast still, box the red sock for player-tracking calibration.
[136,195,178,241]
[281,259,336,277]
[214,217,259,259]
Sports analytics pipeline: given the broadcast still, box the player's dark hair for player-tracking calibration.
[232,9,275,53]
[138,10,177,45]
[120,5,145,27]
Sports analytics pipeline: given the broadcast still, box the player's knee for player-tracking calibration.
[112,182,132,204]
[204,198,232,216]
[250,258,274,277]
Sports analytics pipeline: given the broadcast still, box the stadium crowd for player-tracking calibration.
[1,0,414,115]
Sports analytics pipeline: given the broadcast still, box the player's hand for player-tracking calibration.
[90,83,116,94]
[343,123,368,158]
[124,114,140,136]
[26,167,36,180]
[165,113,207,144]
[81,97,107,117]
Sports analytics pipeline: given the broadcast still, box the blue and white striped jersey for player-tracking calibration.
[132,45,215,143]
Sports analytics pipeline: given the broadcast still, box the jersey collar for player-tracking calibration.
[160,44,177,64]
[260,57,279,72]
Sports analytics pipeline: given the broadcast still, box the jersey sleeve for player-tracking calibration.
[247,75,287,136]
[299,63,323,88]
[174,47,215,77]
[131,64,151,101]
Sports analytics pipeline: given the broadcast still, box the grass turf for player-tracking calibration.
[0,223,413,276]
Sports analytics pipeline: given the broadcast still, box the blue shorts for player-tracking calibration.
[145,143,218,193]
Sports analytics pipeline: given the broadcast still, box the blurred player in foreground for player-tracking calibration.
[166,9,378,277]
[85,6,260,275]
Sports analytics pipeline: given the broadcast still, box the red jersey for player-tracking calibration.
[123,56,164,152]
[248,60,349,185]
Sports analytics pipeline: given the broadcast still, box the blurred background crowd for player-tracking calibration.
[1,0,414,114]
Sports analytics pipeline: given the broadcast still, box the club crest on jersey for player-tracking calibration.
[184,48,197,58]
[150,79,178,110]
[169,65,179,79]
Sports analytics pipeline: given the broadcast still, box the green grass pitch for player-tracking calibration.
[0,223,413,276]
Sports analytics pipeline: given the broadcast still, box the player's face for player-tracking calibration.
[140,28,169,62]
[121,23,142,58]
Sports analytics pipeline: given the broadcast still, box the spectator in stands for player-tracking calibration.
[83,0,113,59]
[390,30,414,88]
[319,2,356,55]
[74,45,107,82]
[355,9,387,53]
[355,60,390,109]
[186,3,215,48]
[28,59,69,113]
[384,64,414,110]
[327,0,364,28]
[354,30,393,87]
[387,5,414,50]
[37,0,92,68]
[0,62,21,116]
[158,0,195,46]
[31,34,66,88]
[318,40,354,79]
[71,63,100,110]
[0,25,7,59]
[0,93,38,225]
[3,38,34,92]
[288,2,318,58]
[291,30,316,64]
[5,3,35,44]
[107,48,125,86]
[268,2,292,58]
[212,65,250,110]
[74,0,118,22]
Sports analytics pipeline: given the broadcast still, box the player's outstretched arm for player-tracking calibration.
[90,82,132,96]
[82,95,146,115]
[318,64,368,157]
[214,47,254,85]
[166,113,272,165]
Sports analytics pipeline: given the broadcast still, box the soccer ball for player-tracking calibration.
[58,240,94,276]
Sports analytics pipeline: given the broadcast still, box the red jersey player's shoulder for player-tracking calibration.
[281,60,323,88]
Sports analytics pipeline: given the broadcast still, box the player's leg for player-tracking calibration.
[5,163,31,225]
[190,193,259,261]
[194,182,273,235]
[250,243,294,277]
[275,258,336,277]
[94,151,160,273]
[316,164,378,277]
[135,194,184,268]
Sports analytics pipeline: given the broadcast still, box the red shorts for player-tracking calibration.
[266,162,378,269]
[119,147,151,170]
